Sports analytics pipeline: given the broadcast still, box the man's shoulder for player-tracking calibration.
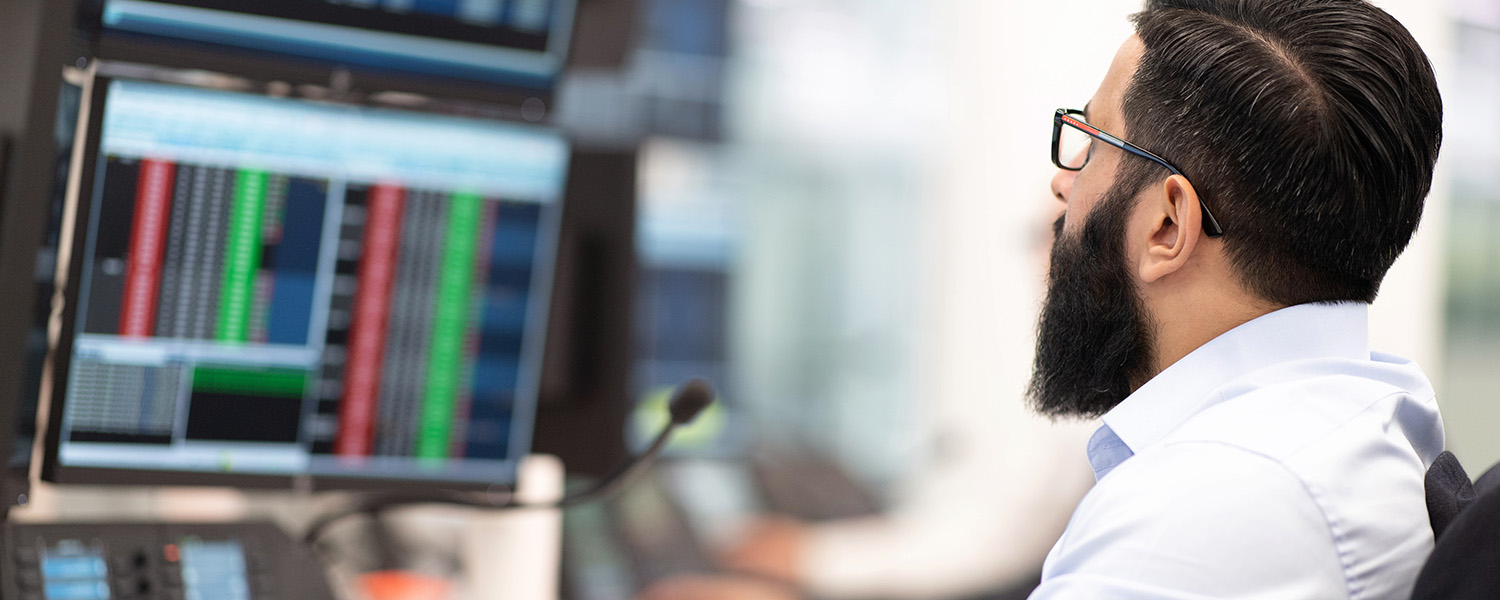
[1089,440,1321,521]
[1160,360,1440,466]
[1054,444,1349,595]
[1133,366,1438,518]
[1050,436,1432,599]
[1061,367,1439,599]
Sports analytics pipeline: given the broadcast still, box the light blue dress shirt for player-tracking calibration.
[1030,302,1445,600]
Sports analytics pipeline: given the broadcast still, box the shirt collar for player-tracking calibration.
[1088,301,1370,479]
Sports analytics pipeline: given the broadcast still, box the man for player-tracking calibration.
[1028,0,1443,598]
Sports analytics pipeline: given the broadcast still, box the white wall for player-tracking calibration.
[1367,0,1452,428]
[920,0,1134,491]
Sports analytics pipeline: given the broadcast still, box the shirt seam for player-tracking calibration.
[1154,439,1358,600]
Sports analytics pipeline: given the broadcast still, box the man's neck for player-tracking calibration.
[1144,292,1284,383]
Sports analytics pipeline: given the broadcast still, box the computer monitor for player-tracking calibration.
[41,76,569,489]
[93,0,577,87]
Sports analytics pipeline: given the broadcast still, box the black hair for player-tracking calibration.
[1121,0,1442,305]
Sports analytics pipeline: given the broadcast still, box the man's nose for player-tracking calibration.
[1050,168,1075,208]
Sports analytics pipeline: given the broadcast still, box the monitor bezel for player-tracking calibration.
[40,71,566,492]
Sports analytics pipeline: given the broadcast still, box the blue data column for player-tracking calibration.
[465,201,540,459]
[411,0,463,18]
[265,178,328,345]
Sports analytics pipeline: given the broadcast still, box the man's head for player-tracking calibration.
[1028,0,1443,419]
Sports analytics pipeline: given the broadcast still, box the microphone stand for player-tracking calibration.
[302,379,716,547]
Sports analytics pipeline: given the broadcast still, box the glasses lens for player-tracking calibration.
[1057,118,1092,170]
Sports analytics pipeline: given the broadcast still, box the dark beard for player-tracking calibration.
[1026,185,1157,419]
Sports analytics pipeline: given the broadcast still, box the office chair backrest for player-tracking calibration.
[1424,451,1474,538]
[1411,453,1500,600]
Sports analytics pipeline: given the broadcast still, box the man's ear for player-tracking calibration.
[1138,174,1202,284]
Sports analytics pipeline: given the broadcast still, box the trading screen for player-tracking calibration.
[54,79,568,485]
[99,0,574,84]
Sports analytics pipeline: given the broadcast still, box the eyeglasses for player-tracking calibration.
[1052,108,1224,238]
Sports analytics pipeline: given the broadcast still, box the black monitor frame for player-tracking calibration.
[0,0,79,514]
[40,70,571,492]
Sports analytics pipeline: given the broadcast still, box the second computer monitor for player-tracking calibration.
[44,77,568,489]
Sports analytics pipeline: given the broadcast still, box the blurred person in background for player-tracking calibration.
[715,412,1095,600]
[642,400,1096,600]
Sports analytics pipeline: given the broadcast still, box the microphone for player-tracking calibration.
[303,379,717,545]
[551,378,715,508]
